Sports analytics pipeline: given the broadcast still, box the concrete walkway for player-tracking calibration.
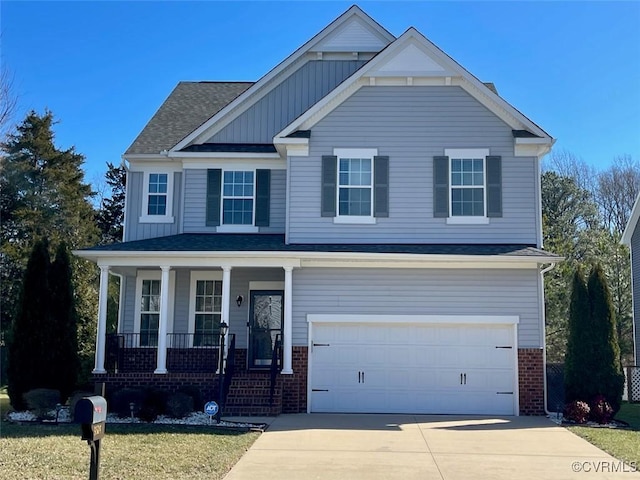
[224,414,639,480]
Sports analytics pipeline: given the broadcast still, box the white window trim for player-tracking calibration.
[445,148,490,225]
[139,171,175,223]
[220,169,257,228]
[333,148,377,224]
[188,271,224,347]
[133,270,176,347]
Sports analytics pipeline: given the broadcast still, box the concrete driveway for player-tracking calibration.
[224,414,639,480]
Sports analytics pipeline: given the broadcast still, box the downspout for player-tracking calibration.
[540,262,557,416]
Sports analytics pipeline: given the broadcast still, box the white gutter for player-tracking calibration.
[539,262,558,416]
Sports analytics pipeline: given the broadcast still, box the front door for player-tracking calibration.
[248,290,284,369]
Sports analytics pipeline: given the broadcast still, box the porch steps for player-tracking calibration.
[224,374,282,416]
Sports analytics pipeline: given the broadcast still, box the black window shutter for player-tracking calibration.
[486,156,502,217]
[374,156,389,217]
[321,155,337,217]
[255,169,271,227]
[206,169,222,226]
[433,156,449,218]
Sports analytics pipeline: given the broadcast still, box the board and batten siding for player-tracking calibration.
[124,171,181,242]
[182,169,286,233]
[207,60,366,144]
[631,222,640,364]
[292,267,542,349]
[288,86,539,244]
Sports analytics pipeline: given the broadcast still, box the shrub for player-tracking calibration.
[138,389,167,422]
[565,400,590,424]
[23,388,61,419]
[178,385,203,411]
[109,388,145,418]
[166,392,194,419]
[590,395,614,424]
[68,391,95,421]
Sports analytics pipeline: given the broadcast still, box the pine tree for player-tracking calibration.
[564,267,592,403]
[587,264,625,412]
[49,242,80,401]
[96,161,126,244]
[7,239,53,409]
[0,110,99,383]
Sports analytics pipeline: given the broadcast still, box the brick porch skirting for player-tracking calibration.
[518,348,545,415]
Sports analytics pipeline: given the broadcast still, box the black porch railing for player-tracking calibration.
[270,334,283,405]
[105,333,225,373]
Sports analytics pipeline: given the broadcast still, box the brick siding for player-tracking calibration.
[518,348,545,415]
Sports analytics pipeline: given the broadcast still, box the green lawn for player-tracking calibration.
[568,402,640,467]
[0,390,260,480]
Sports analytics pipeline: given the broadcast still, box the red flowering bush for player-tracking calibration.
[590,395,614,424]
[565,400,590,424]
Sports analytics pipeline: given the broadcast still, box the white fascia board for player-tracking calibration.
[181,158,286,170]
[273,137,309,157]
[622,192,640,245]
[124,154,170,161]
[307,314,520,325]
[278,27,553,145]
[73,249,560,269]
[128,162,183,173]
[171,6,394,153]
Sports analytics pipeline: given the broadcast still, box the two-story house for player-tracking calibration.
[76,6,558,416]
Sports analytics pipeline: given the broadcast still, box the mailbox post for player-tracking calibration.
[75,396,107,480]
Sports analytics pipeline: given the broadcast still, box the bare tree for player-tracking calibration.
[595,155,640,234]
[543,148,598,194]
[0,66,17,138]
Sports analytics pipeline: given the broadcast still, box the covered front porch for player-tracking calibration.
[92,260,298,377]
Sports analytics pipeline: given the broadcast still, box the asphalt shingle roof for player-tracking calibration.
[126,82,253,155]
[82,234,558,258]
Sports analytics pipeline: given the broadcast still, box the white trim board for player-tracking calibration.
[307,314,519,325]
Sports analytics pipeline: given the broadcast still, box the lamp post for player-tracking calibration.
[217,321,228,421]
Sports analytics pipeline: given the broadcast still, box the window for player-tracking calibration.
[189,272,224,347]
[338,157,372,216]
[148,173,168,215]
[193,279,222,346]
[439,148,496,224]
[222,171,254,225]
[451,157,484,216]
[140,279,160,347]
[140,171,174,223]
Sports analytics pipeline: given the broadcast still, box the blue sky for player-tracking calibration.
[2,1,639,186]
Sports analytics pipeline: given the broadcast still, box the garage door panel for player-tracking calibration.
[310,322,516,415]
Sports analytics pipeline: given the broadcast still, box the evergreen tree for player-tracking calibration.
[49,242,80,400]
[564,268,592,403]
[0,110,99,382]
[96,161,126,244]
[7,239,53,409]
[587,264,625,412]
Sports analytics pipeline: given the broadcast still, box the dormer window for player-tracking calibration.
[140,171,175,223]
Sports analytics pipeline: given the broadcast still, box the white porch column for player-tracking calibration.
[92,266,110,374]
[282,266,293,374]
[154,266,171,374]
[221,266,232,368]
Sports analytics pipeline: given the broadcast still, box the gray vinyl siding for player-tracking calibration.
[173,269,190,334]
[183,169,286,233]
[207,61,366,144]
[288,86,538,244]
[121,274,136,333]
[632,222,640,364]
[292,267,542,348]
[124,171,181,241]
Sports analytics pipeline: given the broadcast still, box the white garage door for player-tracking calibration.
[310,322,517,415]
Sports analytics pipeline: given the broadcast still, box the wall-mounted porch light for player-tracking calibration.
[236,295,244,307]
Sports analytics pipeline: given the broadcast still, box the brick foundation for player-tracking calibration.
[518,348,545,415]
[281,346,308,413]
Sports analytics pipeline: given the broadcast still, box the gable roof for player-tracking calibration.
[277,27,553,144]
[170,6,395,153]
[125,82,252,155]
[622,192,640,245]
